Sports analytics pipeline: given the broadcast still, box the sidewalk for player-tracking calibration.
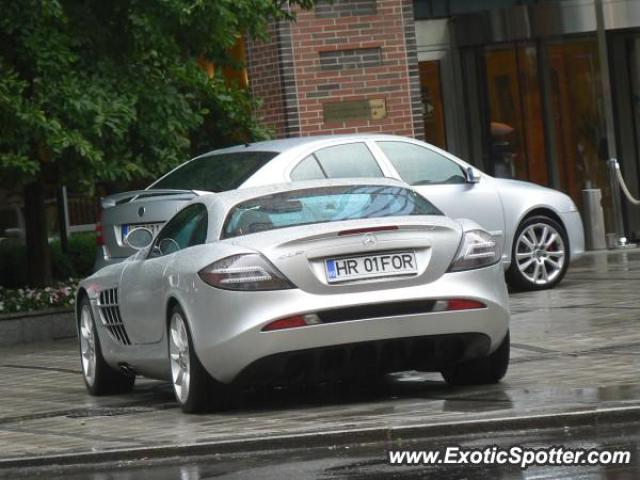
[1,250,639,465]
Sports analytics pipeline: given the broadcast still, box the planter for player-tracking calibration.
[0,307,76,347]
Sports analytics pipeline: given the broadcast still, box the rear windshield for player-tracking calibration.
[222,185,442,238]
[150,151,278,192]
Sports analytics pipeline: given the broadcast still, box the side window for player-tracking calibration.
[290,155,326,181]
[377,141,466,185]
[313,143,383,178]
[149,204,208,258]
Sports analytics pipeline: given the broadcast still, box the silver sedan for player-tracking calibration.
[95,134,584,292]
[78,179,510,413]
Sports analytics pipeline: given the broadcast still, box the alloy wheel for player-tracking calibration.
[515,222,566,285]
[79,304,96,386]
[169,312,191,404]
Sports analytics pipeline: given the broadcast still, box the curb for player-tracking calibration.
[0,307,73,321]
[2,404,640,469]
[0,309,75,347]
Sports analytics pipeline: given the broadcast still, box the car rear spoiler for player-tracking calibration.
[100,189,200,208]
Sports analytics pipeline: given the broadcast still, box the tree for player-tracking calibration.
[0,0,314,286]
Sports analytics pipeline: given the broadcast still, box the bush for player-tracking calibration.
[0,232,96,287]
[51,232,96,279]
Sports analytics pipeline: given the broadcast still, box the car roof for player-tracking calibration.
[196,178,409,211]
[200,134,411,156]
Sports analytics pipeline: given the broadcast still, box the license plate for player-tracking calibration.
[325,251,417,283]
[121,223,163,238]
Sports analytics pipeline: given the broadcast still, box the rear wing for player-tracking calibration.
[100,189,201,208]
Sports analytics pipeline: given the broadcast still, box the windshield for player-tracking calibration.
[222,185,442,238]
[150,151,278,192]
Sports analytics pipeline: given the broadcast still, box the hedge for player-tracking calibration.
[0,232,96,288]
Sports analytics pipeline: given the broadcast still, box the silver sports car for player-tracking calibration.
[78,179,510,413]
[95,134,584,292]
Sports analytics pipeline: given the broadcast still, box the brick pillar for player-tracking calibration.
[247,0,422,139]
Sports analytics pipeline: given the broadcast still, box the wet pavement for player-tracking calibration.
[0,249,639,466]
[5,421,640,479]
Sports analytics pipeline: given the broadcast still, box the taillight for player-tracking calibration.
[198,253,295,291]
[262,313,321,332]
[447,299,486,310]
[262,316,306,331]
[448,230,499,271]
[433,299,486,311]
[96,210,104,246]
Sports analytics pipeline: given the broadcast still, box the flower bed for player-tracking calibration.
[0,280,79,314]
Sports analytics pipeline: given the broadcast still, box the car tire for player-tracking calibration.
[441,331,510,386]
[506,215,569,291]
[78,296,135,395]
[168,304,231,413]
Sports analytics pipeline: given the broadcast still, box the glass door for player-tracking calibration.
[483,44,548,185]
[626,36,640,187]
[608,33,640,238]
[546,37,609,213]
[479,38,609,214]
[419,60,448,150]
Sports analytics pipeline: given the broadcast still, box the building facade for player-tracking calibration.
[246,0,640,240]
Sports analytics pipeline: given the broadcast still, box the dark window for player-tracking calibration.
[377,141,466,185]
[291,155,326,181]
[150,151,278,192]
[223,185,442,238]
[313,143,383,178]
[413,0,538,20]
[150,204,208,257]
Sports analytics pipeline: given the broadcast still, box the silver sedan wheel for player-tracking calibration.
[515,222,566,285]
[79,305,96,386]
[169,312,191,404]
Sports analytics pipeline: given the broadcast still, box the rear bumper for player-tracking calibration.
[235,333,491,385]
[186,261,510,384]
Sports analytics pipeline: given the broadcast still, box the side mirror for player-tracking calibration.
[125,227,154,250]
[466,167,480,184]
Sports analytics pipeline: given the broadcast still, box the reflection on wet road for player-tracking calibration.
[9,421,640,479]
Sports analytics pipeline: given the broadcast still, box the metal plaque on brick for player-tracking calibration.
[323,98,387,123]
[369,98,387,120]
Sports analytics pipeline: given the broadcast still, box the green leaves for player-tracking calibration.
[0,0,314,190]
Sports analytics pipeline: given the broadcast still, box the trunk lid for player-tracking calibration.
[101,190,198,259]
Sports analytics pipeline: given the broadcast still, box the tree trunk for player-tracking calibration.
[24,178,52,287]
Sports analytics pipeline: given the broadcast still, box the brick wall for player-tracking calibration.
[247,0,423,139]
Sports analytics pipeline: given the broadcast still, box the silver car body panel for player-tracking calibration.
[100,193,198,260]
[486,177,585,265]
[80,179,510,384]
[94,134,584,274]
